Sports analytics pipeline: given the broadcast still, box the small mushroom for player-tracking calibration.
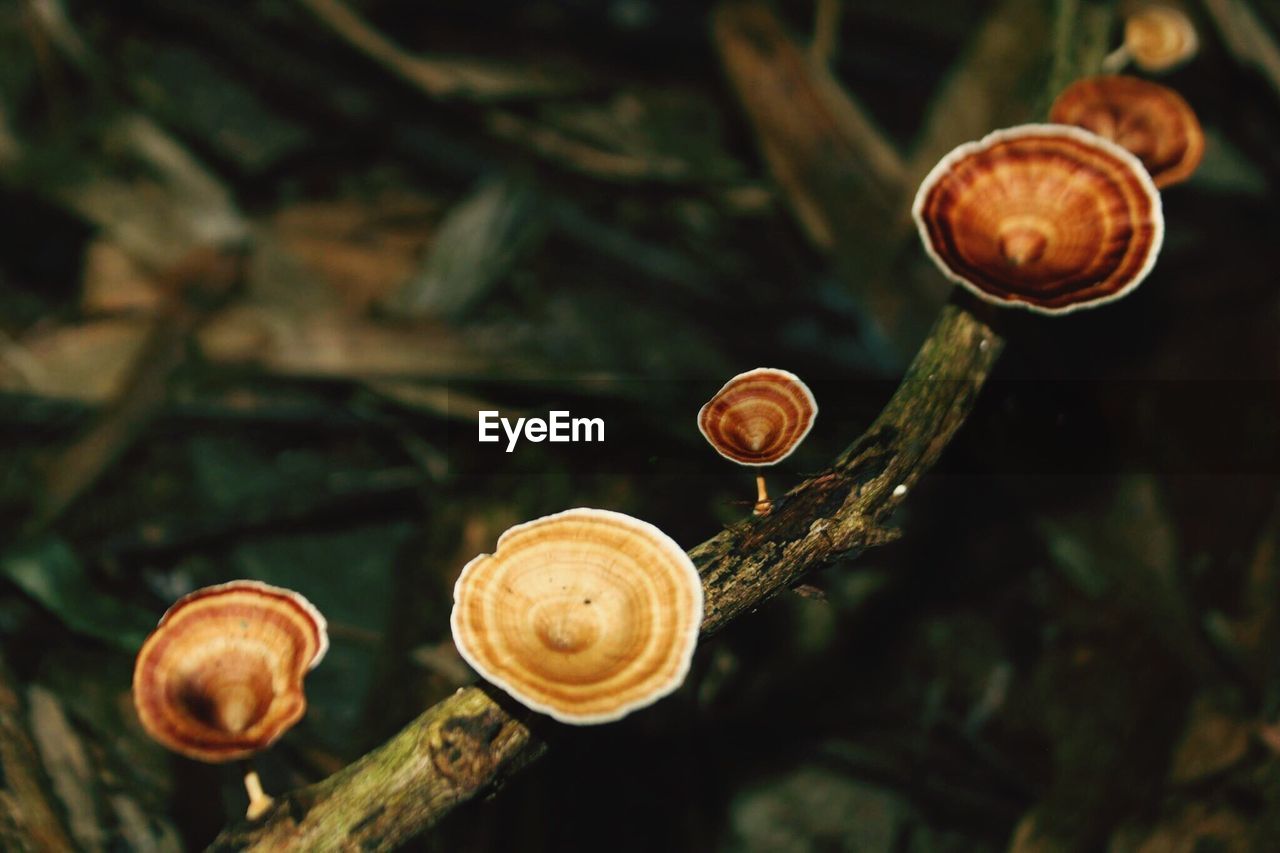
[1112,4,1199,73]
[132,580,328,820]
[1051,75,1204,188]
[913,124,1163,315]
[451,508,703,725]
[697,368,818,515]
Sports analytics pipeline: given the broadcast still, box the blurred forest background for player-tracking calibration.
[0,0,1278,850]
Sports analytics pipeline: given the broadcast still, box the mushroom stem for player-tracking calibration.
[242,765,273,821]
[1101,44,1131,72]
[753,474,772,516]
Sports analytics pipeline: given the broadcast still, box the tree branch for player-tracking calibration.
[212,2,1112,847]
[211,297,1004,852]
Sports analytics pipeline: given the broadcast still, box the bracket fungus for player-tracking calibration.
[450,508,703,725]
[132,580,328,819]
[1112,4,1199,74]
[697,367,818,514]
[1051,75,1204,189]
[913,124,1164,315]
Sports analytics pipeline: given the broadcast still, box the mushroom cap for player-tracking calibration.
[1125,4,1198,73]
[697,368,818,466]
[1050,75,1204,188]
[450,508,703,725]
[912,124,1164,315]
[132,580,329,763]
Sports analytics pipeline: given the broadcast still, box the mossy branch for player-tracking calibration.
[211,298,1003,852]
[213,2,1113,848]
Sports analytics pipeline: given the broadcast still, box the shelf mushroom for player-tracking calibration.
[132,580,328,820]
[1050,75,1204,189]
[1105,4,1198,74]
[451,508,703,725]
[913,124,1164,315]
[697,368,818,515]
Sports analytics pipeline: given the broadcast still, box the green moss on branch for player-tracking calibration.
[211,298,1002,852]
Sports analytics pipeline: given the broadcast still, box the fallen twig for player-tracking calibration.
[295,0,585,102]
[484,110,697,182]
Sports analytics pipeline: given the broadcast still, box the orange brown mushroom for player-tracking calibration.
[1051,75,1204,189]
[132,580,328,819]
[450,508,703,725]
[913,124,1164,315]
[698,368,818,514]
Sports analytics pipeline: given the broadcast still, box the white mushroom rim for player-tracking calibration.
[911,123,1165,316]
[450,508,705,725]
[697,367,819,467]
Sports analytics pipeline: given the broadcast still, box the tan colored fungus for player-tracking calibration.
[132,580,328,764]
[1124,4,1198,73]
[450,509,703,725]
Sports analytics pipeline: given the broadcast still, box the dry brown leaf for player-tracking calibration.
[80,241,163,315]
[1008,812,1070,853]
[54,115,246,270]
[198,306,501,379]
[27,687,102,851]
[1109,802,1251,853]
[1167,693,1252,784]
[5,310,514,401]
[365,380,519,423]
[1209,499,1280,684]
[267,193,440,314]
[6,319,151,401]
[0,664,76,851]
